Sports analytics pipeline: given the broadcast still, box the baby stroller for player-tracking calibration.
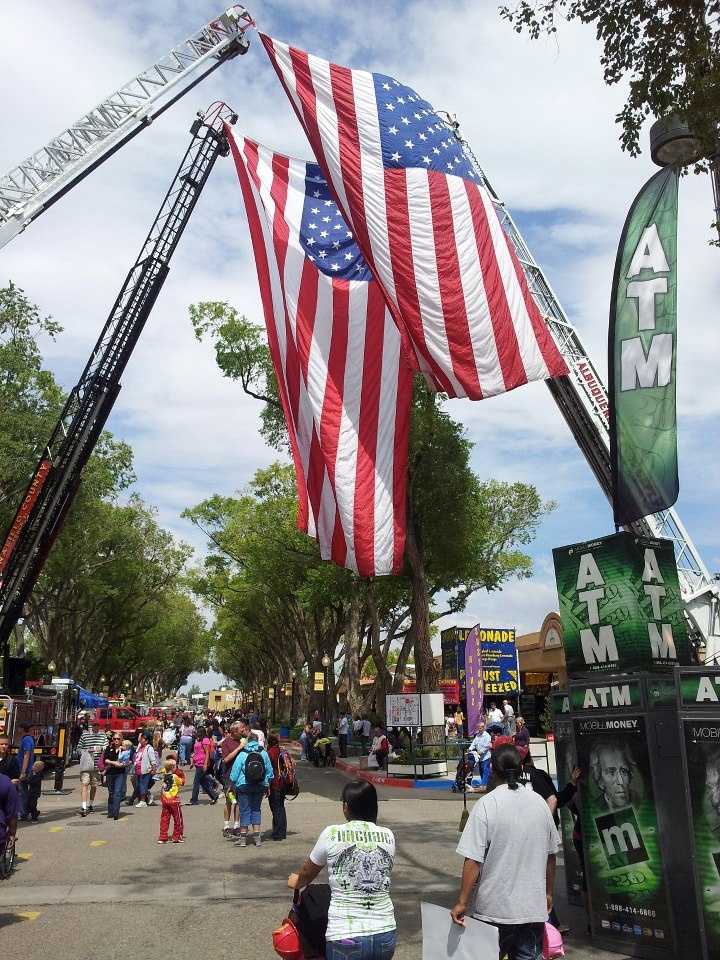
[273,884,331,959]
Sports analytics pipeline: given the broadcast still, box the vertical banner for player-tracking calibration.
[464,626,483,738]
[609,166,679,525]
[574,715,673,950]
[553,531,690,674]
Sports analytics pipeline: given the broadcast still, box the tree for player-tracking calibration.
[1,283,209,694]
[500,1,720,162]
[190,303,554,718]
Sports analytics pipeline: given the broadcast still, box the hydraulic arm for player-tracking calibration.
[0,104,238,677]
[0,6,253,249]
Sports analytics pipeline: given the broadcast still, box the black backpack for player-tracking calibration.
[290,884,331,958]
[244,749,265,785]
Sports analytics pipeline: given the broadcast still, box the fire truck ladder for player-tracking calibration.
[0,104,238,671]
[446,120,720,663]
[0,6,253,249]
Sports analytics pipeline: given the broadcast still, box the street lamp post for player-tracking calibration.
[290,670,297,722]
[321,652,331,734]
[649,115,720,243]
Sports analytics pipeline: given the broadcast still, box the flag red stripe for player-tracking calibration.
[427,172,483,398]
[353,291,384,576]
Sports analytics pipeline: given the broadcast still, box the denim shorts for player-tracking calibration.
[325,929,396,959]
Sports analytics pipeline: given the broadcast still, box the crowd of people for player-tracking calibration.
[0,701,583,960]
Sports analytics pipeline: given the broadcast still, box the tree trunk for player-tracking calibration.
[404,496,438,694]
[343,590,364,715]
[367,582,392,721]
[391,630,415,693]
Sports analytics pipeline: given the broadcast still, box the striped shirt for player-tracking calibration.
[77,731,108,764]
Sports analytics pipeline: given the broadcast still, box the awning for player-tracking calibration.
[77,687,108,709]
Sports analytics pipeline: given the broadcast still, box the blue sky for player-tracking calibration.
[2,2,718,690]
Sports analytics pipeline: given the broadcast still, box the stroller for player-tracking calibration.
[273,884,331,959]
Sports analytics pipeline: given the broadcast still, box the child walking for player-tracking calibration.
[158,755,185,844]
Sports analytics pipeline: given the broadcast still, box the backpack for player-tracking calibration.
[279,749,299,799]
[289,884,331,959]
[244,749,266,785]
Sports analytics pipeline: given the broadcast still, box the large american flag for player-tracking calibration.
[261,34,568,399]
[227,130,412,576]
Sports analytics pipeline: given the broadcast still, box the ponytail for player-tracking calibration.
[491,744,523,790]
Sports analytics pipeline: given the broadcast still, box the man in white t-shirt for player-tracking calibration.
[361,717,372,754]
[452,744,559,960]
[337,715,349,757]
[487,703,504,731]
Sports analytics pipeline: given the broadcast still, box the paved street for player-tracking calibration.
[0,762,627,959]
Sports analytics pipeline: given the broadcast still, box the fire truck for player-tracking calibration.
[0,678,80,769]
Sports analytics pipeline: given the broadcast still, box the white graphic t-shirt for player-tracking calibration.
[309,820,396,941]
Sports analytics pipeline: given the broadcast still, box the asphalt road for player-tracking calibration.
[0,761,626,959]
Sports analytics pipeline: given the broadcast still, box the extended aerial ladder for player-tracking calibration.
[0,6,253,249]
[0,10,254,686]
[444,120,720,663]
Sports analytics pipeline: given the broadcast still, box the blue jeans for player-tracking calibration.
[237,786,264,827]
[178,737,193,764]
[191,767,218,803]
[325,930,396,959]
[497,923,544,960]
[18,780,30,818]
[134,773,151,802]
[106,772,125,817]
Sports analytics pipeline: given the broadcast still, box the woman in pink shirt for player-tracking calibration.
[189,726,219,805]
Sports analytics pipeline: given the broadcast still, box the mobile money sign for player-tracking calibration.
[609,166,679,525]
[574,714,673,951]
[683,718,720,957]
[553,531,690,675]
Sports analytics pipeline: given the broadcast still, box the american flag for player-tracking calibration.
[226,130,412,576]
[261,34,569,399]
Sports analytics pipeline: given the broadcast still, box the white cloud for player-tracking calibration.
[1,0,717,639]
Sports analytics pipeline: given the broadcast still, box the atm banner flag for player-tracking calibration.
[553,531,690,675]
[609,167,679,525]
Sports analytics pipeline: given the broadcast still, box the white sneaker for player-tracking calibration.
[134,801,147,808]
[147,797,155,806]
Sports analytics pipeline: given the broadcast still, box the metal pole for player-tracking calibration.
[711,155,720,245]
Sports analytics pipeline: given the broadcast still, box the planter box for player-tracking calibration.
[387,760,448,779]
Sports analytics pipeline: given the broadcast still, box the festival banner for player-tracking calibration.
[574,715,673,950]
[553,531,690,674]
[609,166,679,525]
[683,718,720,956]
[464,626,484,739]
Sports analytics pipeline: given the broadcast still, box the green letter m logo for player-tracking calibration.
[595,807,649,870]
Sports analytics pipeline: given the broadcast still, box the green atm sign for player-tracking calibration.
[679,671,720,706]
[571,681,642,711]
[553,532,690,675]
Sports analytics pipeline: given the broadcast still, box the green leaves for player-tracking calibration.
[500,1,720,163]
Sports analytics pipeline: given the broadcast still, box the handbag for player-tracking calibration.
[543,922,565,959]
[79,750,95,773]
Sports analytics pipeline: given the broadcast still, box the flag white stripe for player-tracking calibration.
[374,308,401,574]
[447,177,506,397]
[478,186,551,382]
[405,167,465,396]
